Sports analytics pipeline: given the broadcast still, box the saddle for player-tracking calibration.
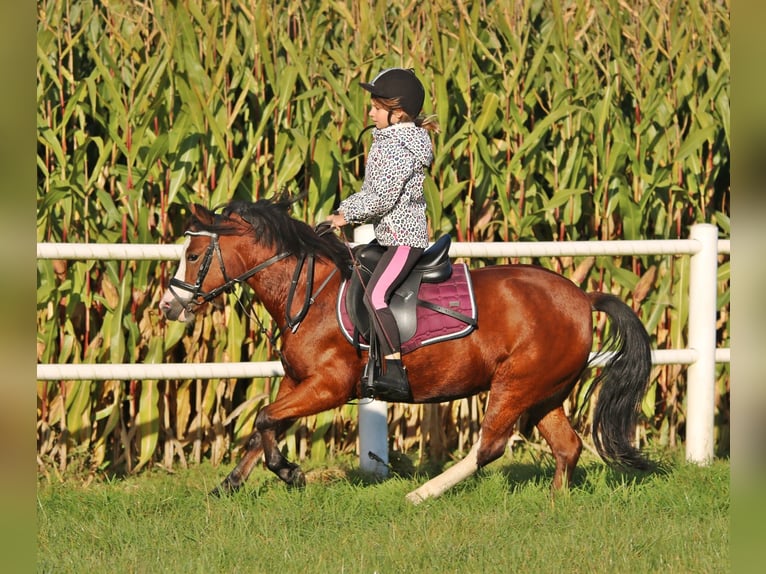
[338,235,478,354]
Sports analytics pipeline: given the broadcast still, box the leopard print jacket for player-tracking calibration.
[338,123,433,248]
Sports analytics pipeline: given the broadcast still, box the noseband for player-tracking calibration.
[168,230,290,312]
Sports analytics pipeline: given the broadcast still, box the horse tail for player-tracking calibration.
[586,292,653,470]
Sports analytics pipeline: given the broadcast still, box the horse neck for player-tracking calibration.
[245,252,338,329]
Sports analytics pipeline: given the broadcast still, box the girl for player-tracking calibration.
[326,67,439,401]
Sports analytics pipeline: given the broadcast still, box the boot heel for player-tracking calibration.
[371,359,412,402]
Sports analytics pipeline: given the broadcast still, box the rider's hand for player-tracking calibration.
[326,212,347,228]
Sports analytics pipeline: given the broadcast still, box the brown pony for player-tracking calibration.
[159,197,653,503]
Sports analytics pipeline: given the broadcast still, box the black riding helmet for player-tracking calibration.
[360,68,425,118]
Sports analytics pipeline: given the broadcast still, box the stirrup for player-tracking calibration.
[369,360,412,402]
[360,360,378,399]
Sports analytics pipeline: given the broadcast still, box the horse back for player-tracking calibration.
[471,263,590,309]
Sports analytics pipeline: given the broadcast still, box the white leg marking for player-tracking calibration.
[405,434,482,505]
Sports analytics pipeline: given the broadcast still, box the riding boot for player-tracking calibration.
[371,358,412,402]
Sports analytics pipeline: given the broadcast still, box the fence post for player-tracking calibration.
[685,223,719,465]
[354,224,389,477]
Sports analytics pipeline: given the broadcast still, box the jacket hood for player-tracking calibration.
[375,123,433,167]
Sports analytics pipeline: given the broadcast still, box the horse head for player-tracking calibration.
[159,198,351,324]
[158,203,267,322]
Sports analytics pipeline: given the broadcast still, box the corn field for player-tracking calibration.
[36,0,730,478]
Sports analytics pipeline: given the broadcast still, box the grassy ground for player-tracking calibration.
[37,449,729,574]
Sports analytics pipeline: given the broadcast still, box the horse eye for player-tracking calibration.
[187,253,200,263]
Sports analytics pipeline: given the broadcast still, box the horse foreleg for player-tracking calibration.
[210,432,265,496]
[260,425,306,489]
[533,406,582,490]
[251,372,353,489]
[406,434,482,505]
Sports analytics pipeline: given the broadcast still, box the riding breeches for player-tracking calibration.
[364,245,424,357]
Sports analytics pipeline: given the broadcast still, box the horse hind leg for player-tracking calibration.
[407,387,529,504]
[406,433,483,505]
[530,405,582,490]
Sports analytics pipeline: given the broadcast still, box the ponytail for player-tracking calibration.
[414,114,440,133]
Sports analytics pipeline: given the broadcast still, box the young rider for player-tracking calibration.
[326,67,439,401]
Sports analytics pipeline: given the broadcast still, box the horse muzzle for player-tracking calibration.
[159,296,196,324]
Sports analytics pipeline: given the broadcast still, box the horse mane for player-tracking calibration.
[195,197,353,279]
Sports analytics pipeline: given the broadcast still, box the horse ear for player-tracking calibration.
[189,203,215,225]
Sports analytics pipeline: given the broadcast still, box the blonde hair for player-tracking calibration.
[373,97,440,133]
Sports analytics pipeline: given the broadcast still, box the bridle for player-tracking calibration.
[167,229,338,334]
[168,230,290,313]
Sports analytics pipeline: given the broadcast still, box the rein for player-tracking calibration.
[285,254,339,332]
[285,253,314,331]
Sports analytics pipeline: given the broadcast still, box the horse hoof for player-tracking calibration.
[209,485,230,497]
[209,477,239,497]
[405,490,426,505]
[287,467,306,489]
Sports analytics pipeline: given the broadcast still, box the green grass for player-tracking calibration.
[37,450,728,573]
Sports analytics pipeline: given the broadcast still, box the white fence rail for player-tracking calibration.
[37,224,730,467]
